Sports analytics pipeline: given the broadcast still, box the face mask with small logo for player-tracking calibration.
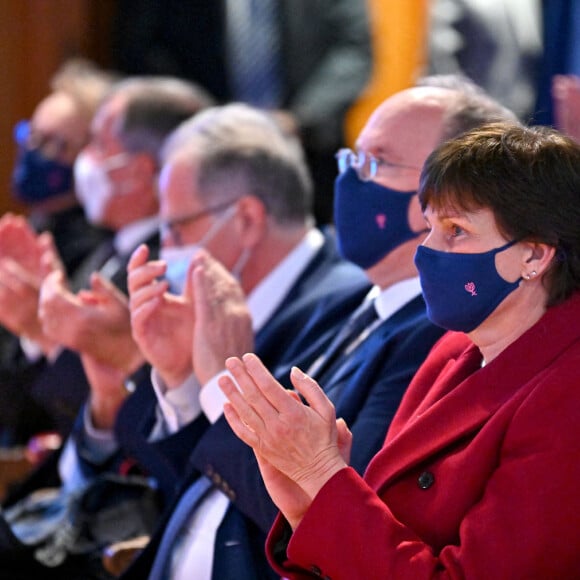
[414,240,522,332]
[160,205,238,294]
[74,151,130,225]
[334,167,423,269]
[12,148,74,203]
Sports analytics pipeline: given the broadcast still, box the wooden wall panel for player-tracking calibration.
[0,0,114,216]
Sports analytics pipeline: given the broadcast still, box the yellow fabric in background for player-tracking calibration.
[345,0,429,145]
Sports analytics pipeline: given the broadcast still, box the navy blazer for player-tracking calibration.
[123,294,445,580]
[113,230,369,499]
[2,233,161,508]
[118,231,369,578]
[186,294,445,532]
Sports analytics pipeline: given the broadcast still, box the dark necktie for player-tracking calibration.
[148,476,214,580]
[69,238,116,293]
[308,301,379,380]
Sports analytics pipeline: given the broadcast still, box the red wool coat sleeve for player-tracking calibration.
[266,293,580,579]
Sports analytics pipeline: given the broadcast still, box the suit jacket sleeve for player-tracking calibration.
[187,262,370,533]
[340,315,446,475]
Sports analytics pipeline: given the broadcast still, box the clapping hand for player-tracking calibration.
[40,268,142,374]
[219,353,350,529]
[0,215,61,353]
[128,243,195,387]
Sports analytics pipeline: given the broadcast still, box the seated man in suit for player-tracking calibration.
[0,103,368,578]
[62,103,368,498]
[0,76,212,453]
[0,59,113,446]
[116,82,518,579]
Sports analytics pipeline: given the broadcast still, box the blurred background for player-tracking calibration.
[0,0,578,218]
[0,0,430,219]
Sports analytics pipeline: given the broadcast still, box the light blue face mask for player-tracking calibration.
[160,205,239,294]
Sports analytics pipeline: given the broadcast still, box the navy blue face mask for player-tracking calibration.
[12,148,74,203]
[334,167,423,269]
[414,240,522,333]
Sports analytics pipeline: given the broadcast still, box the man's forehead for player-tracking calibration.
[159,153,199,192]
[358,90,447,154]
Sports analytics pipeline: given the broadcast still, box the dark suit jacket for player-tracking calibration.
[267,293,580,579]
[186,294,444,526]
[118,231,369,579]
[112,229,368,494]
[2,232,160,507]
[0,206,110,444]
[25,232,161,438]
[123,292,445,579]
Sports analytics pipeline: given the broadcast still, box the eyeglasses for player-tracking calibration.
[160,199,236,246]
[335,148,421,181]
[14,120,84,161]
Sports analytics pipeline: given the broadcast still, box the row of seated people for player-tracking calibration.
[0,67,578,578]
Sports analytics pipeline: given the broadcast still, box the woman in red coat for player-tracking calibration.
[219,122,580,579]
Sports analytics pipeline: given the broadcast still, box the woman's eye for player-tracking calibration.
[449,224,464,237]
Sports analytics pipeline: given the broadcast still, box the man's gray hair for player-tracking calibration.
[162,103,314,225]
[105,76,214,161]
[418,74,520,142]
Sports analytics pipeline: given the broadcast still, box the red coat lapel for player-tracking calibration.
[365,292,580,492]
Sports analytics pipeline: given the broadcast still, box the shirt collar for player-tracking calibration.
[114,215,159,256]
[247,228,325,331]
[371,276,422,321]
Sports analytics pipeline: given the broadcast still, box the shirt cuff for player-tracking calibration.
[151,368,203,434]
[57,405,119,493]
[20,337,62,363]
[19,336,44,363]
[81,403,120,462]
[199,370,231,424]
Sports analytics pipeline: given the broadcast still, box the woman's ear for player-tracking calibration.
[234,195,268,248]
[521,242,557,280]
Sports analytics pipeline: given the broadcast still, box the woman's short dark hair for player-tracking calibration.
[419,122,580,306]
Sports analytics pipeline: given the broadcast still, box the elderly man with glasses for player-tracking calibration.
[10,102,365,578]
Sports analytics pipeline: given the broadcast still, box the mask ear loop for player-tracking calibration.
[196,204,238,248]
[214,203,251,281]
[232,247,251,281]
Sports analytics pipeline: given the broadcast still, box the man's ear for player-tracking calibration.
[233,195,268,248]
[521,242,557,279]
